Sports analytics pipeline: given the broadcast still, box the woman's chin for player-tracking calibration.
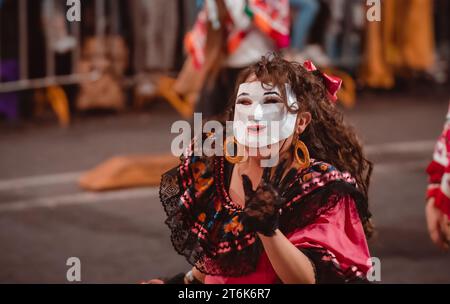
[245,145,281,160]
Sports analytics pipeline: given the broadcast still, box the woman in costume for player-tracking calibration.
[155,54,373,284]
[159,0,290,119]
[425,102,450,250]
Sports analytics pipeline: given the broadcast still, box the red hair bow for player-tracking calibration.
[303,60,342,103]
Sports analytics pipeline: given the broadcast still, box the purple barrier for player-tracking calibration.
[0,60,19,121]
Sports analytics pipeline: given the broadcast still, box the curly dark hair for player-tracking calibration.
[222,53,374,236]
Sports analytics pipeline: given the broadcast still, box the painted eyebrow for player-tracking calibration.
[237,92,249,97]
[263,91,280,96]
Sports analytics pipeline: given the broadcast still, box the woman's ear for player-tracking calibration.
[296,112,311,134]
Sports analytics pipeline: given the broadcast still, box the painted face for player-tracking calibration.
[233,81,298,148]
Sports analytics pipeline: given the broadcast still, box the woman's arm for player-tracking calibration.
[258,229,315,284]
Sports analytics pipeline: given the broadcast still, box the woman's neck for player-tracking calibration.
[237,156,262,175]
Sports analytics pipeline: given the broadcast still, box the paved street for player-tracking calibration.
[1,88,449,283]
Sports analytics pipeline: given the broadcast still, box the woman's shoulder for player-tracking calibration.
[279,159,366,232]
[284,159,358,205]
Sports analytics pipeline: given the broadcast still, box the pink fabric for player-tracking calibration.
[204,195,370,284]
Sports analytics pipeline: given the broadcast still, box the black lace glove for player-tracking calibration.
[241,159,298,237]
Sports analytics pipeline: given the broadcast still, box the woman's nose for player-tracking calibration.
[251,104,264,120]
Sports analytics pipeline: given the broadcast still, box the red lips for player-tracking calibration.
[247,124,267,134]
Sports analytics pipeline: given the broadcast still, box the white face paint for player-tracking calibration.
[233,81,299,148]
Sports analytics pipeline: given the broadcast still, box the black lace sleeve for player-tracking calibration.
[279,180,370,234]
[159,158,207,270]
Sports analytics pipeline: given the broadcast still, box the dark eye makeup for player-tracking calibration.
[263,97,283,104]
[236,98,252,105]
[236,96,283,105]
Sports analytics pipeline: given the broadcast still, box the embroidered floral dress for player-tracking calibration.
[159,142,372,283]
[426,103,450,217]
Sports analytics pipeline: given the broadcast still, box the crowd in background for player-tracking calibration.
[0,0,449,122]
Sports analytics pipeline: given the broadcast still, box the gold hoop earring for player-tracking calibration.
[224,136,247,164]
[293,137,310,169]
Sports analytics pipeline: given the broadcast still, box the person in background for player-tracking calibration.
[159,0,290,119]
[425,102,450,251]
[288,0,336,68]
[289,0,320,53]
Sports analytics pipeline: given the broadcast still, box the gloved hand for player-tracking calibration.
[241,159,298,237]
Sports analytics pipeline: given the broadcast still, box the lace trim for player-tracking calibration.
[300,247,369,284]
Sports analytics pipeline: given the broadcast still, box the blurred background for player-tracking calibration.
[0,0,449,283]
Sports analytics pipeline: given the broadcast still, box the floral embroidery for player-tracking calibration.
[224,215,244,236]
[191,159,214,194]
[213,198,222,212]
[198,212,206,223]
[303,173,312,182]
